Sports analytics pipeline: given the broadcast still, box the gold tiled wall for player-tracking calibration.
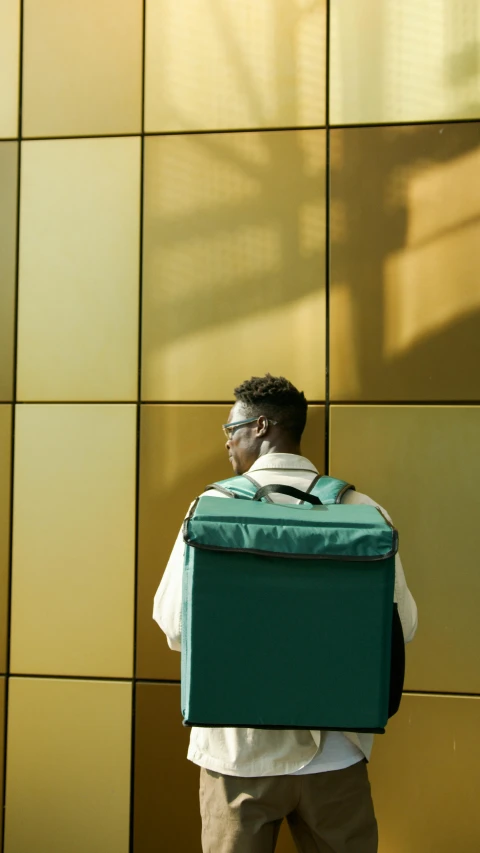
[142,130,326,401]
[17,138,141,400]
[1,2,479,852]
[5,678,132,853]
[144,0,327,132]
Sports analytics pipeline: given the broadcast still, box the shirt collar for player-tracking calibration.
[248,453,319,474]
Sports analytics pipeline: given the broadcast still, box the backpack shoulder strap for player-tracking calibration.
[309,474,355,505]
[208,474,354,504]
[206,474,260,500]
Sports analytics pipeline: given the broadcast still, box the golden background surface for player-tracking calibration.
[1,1,479,850]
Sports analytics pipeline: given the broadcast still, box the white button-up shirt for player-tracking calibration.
[153,453,418,777]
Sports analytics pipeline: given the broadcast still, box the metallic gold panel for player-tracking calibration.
[142,131,326,401]
[4,678,132,853]
[17,138,140,401]
[0,143,18,401]
[330,124,480,401]
[0,407,12,674]
[0,677,5,849]
[370,694,480,853]
[299,405,325,472]
[11,405,136,677]
[145,0,326,133]
[138,405,230,680]
[22,0,142,137]
[0,0,20,138]
[330,405,480,694]
[276,824,297,853]
[137,404,324,679]
[331,0,480,125]
[134,683,201,852]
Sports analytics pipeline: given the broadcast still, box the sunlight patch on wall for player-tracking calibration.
[331,0,480,124]
[145,0,326,132]
[149,289,325,401]
[330,283,361,399]
[407,144,480,245]
[384,147,480,357]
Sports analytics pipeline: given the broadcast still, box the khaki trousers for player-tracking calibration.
[199,760,378,853]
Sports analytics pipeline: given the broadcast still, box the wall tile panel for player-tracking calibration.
[11,405,136,677]
[0,0,20,138]
[142,131,326,401]
[137,404,230,680]
[331,0,480,125]
[0,407,12,673]
[4,678,132,853]
[330,405,480,694]
[134,683,201,853]
[22,0,143,137]
[0,676,5,851]
[17,137,140,401]
[145,0,326,132]
[330,123,480,401]
[370,694,480,853]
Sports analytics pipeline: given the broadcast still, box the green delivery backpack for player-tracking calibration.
[181,474,405,734]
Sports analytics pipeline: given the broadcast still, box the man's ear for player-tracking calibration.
[256,415,269,437]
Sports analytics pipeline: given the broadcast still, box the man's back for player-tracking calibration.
[154,451,417,778]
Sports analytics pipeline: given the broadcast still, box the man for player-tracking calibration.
[154,374,418,853]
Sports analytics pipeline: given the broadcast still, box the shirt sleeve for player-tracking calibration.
[342,489,418,643]
[152,524,185,652]
[153,490,229,652]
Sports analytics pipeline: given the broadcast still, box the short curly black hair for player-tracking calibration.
[233,374,308,442]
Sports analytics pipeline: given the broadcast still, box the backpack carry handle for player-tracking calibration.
[253,484,323,505]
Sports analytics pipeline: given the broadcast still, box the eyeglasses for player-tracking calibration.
[222,416,278,439]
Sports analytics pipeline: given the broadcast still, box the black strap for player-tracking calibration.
[388,604,405,718]
[253,484,323,505]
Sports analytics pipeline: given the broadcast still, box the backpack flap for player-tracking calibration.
[184,496,398,561]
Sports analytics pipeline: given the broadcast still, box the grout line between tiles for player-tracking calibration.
[7,400,480,407]
[404,690,480,698]
[4,673,478,698]
[128,1,147,850]
[15,114,480,143]
[324,0,331,476]
[2,2,24,847]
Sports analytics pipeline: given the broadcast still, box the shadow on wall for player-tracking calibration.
[142,127,326,401]
[330,121,480,401]
[142,2,327,400]
[143,0,480,401]
[145,130,323,347]
[144,115,480,403]
[331,0,480,400]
